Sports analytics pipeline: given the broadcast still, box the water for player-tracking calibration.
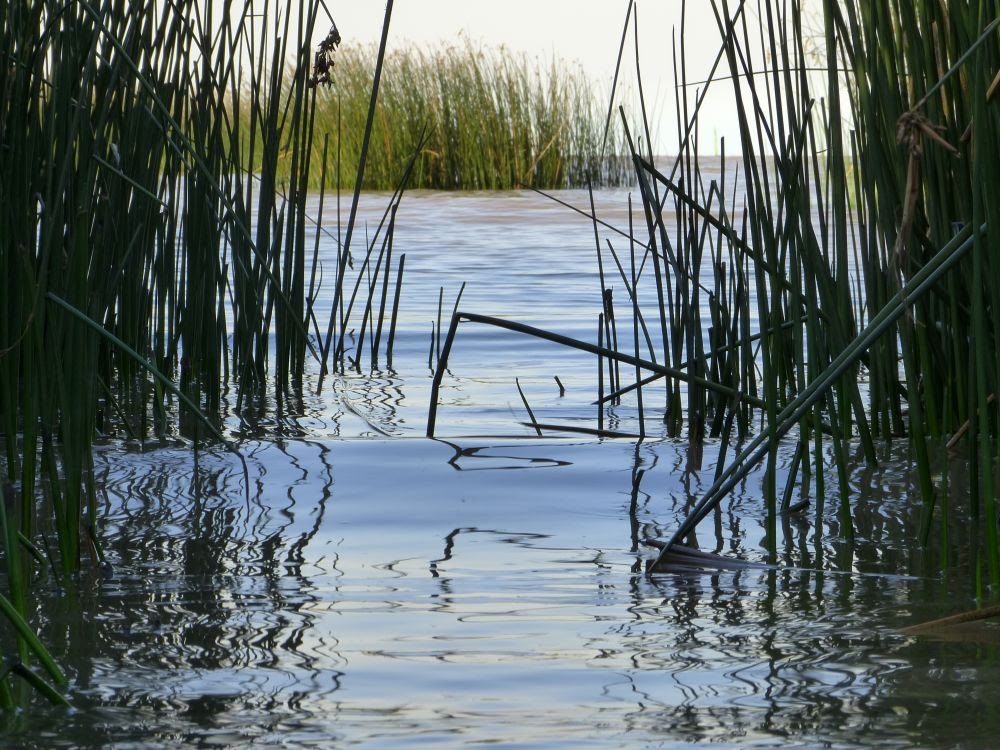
[304,188,655,439]
[9,189,1000,748]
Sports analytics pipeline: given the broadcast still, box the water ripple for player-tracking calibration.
[14,424,997,748]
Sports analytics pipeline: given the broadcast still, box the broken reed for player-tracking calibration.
[309,42,631,190]
[0,0,408,706]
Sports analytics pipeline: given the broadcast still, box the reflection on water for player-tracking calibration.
[13,437,1000,749]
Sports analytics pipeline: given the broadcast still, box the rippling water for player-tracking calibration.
[12,189,1000,748]
[259,187,699,439]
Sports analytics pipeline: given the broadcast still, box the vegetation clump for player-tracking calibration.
[310,41,630,190]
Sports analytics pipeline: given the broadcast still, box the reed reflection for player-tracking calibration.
[75,441,346,725]
[629,567,910,745]
[437,439,573,471]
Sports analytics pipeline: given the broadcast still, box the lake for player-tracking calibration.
[11,188,1000,749]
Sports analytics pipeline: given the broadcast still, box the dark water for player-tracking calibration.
[7,189,1000,748]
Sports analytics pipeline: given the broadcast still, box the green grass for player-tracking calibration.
[307,41,630,190]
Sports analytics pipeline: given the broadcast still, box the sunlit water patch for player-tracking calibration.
[224,186,751,440]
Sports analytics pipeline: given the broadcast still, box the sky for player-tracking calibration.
[323,1,748,153]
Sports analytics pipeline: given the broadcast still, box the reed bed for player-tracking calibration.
[0,0,413,708]
[310,42,630,190]
[5,0,1000,714]
[669,0,1000,583]
[646,0,1000,580]
[676,0,1000,581]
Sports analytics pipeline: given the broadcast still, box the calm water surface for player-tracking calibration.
[11,189,1000,748]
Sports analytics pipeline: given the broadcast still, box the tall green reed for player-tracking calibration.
[310,41,629,190]
[837,2,1000,585]
[647,0,1000,575]
[0,0,406,707]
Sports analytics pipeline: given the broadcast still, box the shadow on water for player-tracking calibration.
[10,436,1000,748]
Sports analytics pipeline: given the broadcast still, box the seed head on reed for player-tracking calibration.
[310,23,342,89]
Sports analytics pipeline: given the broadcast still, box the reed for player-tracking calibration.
[644,0,1000,574]
[0,0,407,707]
[839,2,1000,583]
[620,0,1000,573]
[309,41,630,190]
[424,0,1000,582]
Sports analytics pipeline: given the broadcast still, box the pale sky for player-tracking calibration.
[325,1,747,153]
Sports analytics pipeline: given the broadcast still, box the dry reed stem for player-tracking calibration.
[901,604,1000,635]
